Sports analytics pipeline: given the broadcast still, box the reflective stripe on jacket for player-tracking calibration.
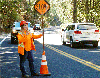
[17,31,42,55]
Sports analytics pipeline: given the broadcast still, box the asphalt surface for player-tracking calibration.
[0,27,100,78]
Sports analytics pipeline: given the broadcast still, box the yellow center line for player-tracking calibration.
[45,44,100,71]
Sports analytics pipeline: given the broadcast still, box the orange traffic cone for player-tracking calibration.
[40,51,51,76]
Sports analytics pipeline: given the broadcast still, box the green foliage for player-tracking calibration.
[0,0,100,34]
[48,0,73,24]
[0,0,23,30]
[77,0,100,27]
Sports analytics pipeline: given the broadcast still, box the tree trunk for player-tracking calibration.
[73,0,77,23]
[92,0,94,22]
[90,0,92,22]
[85,0,89,22]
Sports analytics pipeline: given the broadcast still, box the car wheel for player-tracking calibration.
[70,40,74,48]
[61,35,63,42]
[70,37,74,48]
[14,39,18,44]
[63,41,66,45]
[93,41,98,47]
[61,35,66,45]
[11,37,14,44]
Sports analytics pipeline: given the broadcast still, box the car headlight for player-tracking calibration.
[12,29,17,33]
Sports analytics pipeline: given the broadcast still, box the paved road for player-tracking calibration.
[0,27,100,78]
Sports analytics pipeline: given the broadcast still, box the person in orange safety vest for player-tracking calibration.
[17,21,42,77]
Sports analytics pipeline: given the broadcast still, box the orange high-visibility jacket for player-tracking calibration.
[17,31,42,55]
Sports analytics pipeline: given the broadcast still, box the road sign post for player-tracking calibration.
[34,0,50,52]
[42,15,45,51]
[34,0,51,76]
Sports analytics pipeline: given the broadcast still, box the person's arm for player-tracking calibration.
[32,33,43,39]
[17,33,27,42]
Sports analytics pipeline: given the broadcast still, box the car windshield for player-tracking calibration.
[15,22,20,27]
[35,24,40,27]
[14,22,31,28]
[77,24,97,30]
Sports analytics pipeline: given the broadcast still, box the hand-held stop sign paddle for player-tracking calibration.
[34,0,51,76]
[34,0,50,51]
[34,0,50,15]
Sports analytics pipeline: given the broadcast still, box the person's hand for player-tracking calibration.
[39,34,43,37]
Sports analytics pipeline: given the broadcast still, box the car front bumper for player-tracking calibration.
[11,32,18,41]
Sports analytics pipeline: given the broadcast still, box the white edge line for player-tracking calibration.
[0,33,10,45]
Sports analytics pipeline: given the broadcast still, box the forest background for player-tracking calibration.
[0,0,100,33]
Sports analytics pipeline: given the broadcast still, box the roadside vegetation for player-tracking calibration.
[0,0,100,33]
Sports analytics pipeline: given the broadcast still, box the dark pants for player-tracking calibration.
[19,50,36,76]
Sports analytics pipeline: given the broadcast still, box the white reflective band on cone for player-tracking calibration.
[41,61,47,65]
[42,55,46,60]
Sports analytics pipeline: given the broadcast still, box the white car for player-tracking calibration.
[33,24,41,30]
[61,23,100,48]
[60,24,67,31]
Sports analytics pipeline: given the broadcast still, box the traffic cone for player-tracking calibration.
[40,51,51,76]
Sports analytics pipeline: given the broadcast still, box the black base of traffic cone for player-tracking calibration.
[39,72,51,76]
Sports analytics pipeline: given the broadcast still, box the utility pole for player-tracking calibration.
[29,0,30,3]
[73,0,77,23]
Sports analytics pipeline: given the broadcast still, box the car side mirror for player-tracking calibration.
[62,29,65,31]
[76,29,79,31]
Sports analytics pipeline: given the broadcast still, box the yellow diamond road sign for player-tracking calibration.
[34,0,50,15]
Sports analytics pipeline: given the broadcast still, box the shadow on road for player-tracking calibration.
[0,39,50,78]
[0,39,22,78]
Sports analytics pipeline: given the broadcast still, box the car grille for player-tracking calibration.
[17,30,20,32]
